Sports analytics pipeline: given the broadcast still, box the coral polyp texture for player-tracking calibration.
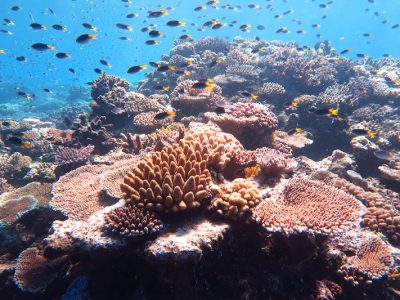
[55,145,94,166]
[121,140,212,212]
[253,178,365,235]
[104,203,163,238]
[209,178,261,221]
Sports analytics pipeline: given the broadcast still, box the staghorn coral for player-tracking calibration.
[209,178,261,222]
[13,247,67,293]
[338,236,395,285]
[170,79,225,115]
[104,203,163,238]
[91,73,130,101]
[50,152,139,221]
[55,145,94,166]
[120,140,212,213]
[253,178,365,235]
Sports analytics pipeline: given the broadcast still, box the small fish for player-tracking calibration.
[1,121,15,127]
[179,34,192,40]
[126,13,139,18]
[141,26,151,32]
[85,81,93,86]
[166,20,185,27]
[16,56,26,62]
[149,30,162,37]
[48,7,56,15]
[194,5,206,11]
[284,101,298,108]
[11,6,21,11]
[283,9,294,15]
[68,68,75,74]
[212,22,226,29]
[356,53,368,59]
[100,59,111,68]
[30,23,46,30]
[55,52,71,59]
[373,150,395,161]
[251,47,264,54]
[94,68,103,74]
[119,36,131,41]
[311,24,320,28]
[214,106,225,114]
[63,117,72,127]
[312,107,342,120]
[76,34,96,44]
[149,61,160,68]
[351,128,376,138]
[154,111,176,120]
[145,39,159,45]
[148,10,169,18]
[239,24,251,30]
[288,128,302,135]
[31,43,55,51]
[3,18,15,26]
[319,4,328,8]
[82,22,96,31]
[52,24,67,31]
[8,136,30,148]
[116,23,133,31]
[17,91,34,99]
[175,70,191,76]
[296,30,306,34]
[363,32,371,37]
[209,58,223,67]
[127,65,147,74]
[192,80,214,90]
[157,65,175,72]
[276,27,289,33]
[43,88,53,93]
[111,107,124,114]
[392,24,400,29]
[340,48,352,55]
[240,91,258,100]
[257,25,265,30]
[155,85,170,92]
[243,164,261,179]
[0,29,13,35]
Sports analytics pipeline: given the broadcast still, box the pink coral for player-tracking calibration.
[253,178,365,235]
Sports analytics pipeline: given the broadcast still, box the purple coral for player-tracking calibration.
[55,145,94,166]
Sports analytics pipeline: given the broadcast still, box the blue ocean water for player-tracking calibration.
[0,0,399,119]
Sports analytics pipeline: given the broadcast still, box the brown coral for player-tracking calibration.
[253,178,365,235]
[339,236,395,285]
[209,178,261,221]
[121,140,212,213]
[0,196,38,226]
[104,203,163,238]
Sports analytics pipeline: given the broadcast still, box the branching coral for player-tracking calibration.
[253,178,365,235]
[255,147,295,176]
[91,73,130,101]
[209,178,261,222]
[55,145,94,166]
[104,203,163,238]
[120,140,212,212]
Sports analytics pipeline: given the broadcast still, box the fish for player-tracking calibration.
[296,30,306,34]
[311,24,320,28]
[8,136,30,149]
[100,59,111,68]
[149,30,163,37]
[1,121,15,127]
[340,48,352,55]
[240,91,258,100]
[48,7,56,15]
[116,23,133,31]
[127,65,147,74]
[214,106,225,114]
[351,128,376,138]
[11,6,21,11]
[239,24,251,31]
[52,24,67,31]
[288,128,302,135]
[212,22,227,29]
[94,68,103,74]
[179,34,192,40]
[251,47,265,54]
[276,27,289,33]
[257,25,265,30]
[154,85,170,92]
[175,70,191,76]
[192,80,214,90]
[111,107,124,114]
[119,36,131,41]
[3,18,15,26]
[148,10,169,18]
[157,65,175,72]
[141,26,151,32]
[392,24,400,29]
[68,68,75,74]
[85,82,93,86]
[17,91,34,99]
[145,40,160,45]
[76,34,96,44]
[284,101,298,108]
[31,43,55,51]
[373,150,395,161]
[43,88,53,93]
[55,52,71,59]
[194,6,206,11]
[243,164,261,179]
[149,62,160,68]
[166,20,186,27]
[82,22,97,31]
[312,107,343,121]
[209,58,223,67]
[30,23,46,30]
[154,111,176,120]
[126,13,139,18]
[283,9,294,15]
[356,53,368,59]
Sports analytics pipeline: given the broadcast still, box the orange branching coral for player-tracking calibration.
[182,125,243,171]
[121,140,212,212]
[253,178,365,235]
[338,236,395,285]
[209,178,261,221]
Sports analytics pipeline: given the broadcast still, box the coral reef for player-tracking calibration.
[55,145,94,166]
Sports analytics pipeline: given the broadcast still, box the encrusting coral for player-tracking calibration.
[121,140,212,212]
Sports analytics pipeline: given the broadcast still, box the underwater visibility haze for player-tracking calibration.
[0,0,399,299]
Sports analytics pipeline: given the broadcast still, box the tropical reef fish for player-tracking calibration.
[148,10,169,18]
[127,65,147,74]
[166,20,185,27]
[55,52,71,59]
[116,23,133,31]
[30,23,46,30]
[76,34,96,44]
[154,111,176,120]
[288,128,302,135]
[82,22,97,31]
[31,43,55,51]
[311,107,343,121]
[17,91,34,99]
[351,128,376,137]
[240,91,258,100]
[8,136,30,148]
